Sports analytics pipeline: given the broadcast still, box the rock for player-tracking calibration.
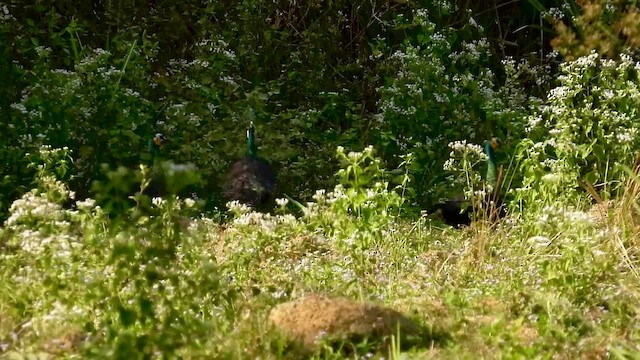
[268,293,422,354]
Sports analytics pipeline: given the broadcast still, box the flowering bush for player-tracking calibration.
[6,45,157,205]
[4,146,77,252]
[517,51,640,210]
[374,8,532,205]
[443,140,489,194]
[226,145,410,250]
[304,146,409,248]
[1,146,226,358]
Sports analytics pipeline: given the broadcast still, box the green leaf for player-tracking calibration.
[119,306,137,327]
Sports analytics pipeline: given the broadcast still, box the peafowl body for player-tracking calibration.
[430,137,505,227]
[224,122,276,211]
[429,194,471,227]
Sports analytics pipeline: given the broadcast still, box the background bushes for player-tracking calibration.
[1,0,635,220]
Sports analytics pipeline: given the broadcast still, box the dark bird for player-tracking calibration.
[223,121,276,211]
[430,137,505,227]
[142,132,168,198]
[90,133,168,216]
[141,133,201,200]
[91,133,201,220]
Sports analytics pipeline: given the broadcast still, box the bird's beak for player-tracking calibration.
[490,137,501,150]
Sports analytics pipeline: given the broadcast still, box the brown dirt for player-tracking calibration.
[268,293,422,354]
[516,324,539,344]
[587,200,613,224]
[40,327,86,356]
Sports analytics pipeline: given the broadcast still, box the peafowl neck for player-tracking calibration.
[485,139,497,189]
[149,138,160,166]
[247,124,257,157]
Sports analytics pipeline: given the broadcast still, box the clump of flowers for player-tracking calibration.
[4,189,77,257]
[293,146,410,248]
[4,146,79,256]
[441,139,490,204]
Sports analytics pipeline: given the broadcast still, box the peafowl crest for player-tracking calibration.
[223,121,276,211]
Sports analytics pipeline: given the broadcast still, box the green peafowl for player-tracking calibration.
[142,133,168,198]
[142,133,201,199]
[223,121,276,211]
[430,137,505,227]
[91,133,201,220]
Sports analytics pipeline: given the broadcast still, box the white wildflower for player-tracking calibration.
[152,197,165,208]
[528,235,551,247]
[184,198,196,208]
[275,198,289,207]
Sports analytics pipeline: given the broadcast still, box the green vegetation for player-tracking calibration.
[3,0,640,358]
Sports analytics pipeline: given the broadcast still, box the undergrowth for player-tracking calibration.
[2,135,640,359]
[4,2,640,358]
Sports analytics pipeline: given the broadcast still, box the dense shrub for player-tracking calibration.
[515,51,640,213]
[374,9,535,204]
[5,1,640,358]
[0,0,552,219]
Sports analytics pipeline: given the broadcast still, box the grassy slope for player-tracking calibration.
[1,192,639,359]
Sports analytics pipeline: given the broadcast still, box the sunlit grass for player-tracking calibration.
[2,146,640,359]
[2,208,639,358]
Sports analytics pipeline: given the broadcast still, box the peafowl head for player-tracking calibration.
[153,133,167,147]
[149,133,167,163]
[246,121,258,157]
[487,137,501,151]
